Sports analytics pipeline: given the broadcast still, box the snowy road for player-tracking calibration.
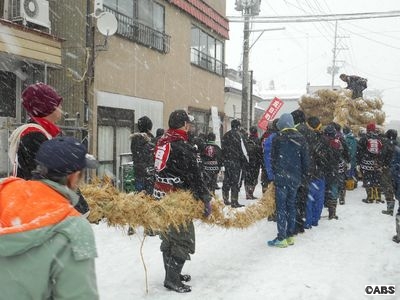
[94,185,399,300]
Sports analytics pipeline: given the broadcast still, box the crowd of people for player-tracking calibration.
[1,82,399,298]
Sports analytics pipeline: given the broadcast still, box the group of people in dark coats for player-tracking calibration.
[262,110,355,247]
[261,109,400,247]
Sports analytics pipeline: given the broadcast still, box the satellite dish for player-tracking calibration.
[96,12,118,36]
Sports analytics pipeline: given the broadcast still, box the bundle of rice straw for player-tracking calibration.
[81,179,276,233]
[298,89,385,132]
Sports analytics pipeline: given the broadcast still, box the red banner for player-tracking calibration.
[257,97,284,131]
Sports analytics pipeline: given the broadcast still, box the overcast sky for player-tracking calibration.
[225,0,400,121]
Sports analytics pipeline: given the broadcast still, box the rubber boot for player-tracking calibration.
[164,256,191,293]
[382,200,395,216]
[249,185,257,199]
[362,188,373,203]
[231,191,244,208]
[222,190,231,205]
[328,206,338,220]
[375,187,384,203]
[163,252,191,283]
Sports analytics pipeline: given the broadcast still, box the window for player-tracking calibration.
[191,26,225,76]
[103,0,169,53]
[0,71,16,118]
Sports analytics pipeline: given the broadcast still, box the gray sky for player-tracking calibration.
[225,0,400,121]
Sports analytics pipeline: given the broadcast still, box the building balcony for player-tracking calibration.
[104,6,170,54]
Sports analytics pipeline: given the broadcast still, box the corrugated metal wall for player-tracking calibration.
[48,0,88,127]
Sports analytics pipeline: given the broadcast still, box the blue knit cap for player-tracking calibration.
[35,137,97,177]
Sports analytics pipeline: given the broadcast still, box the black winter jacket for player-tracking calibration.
[130,132,155,178]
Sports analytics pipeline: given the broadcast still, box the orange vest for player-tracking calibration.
[0,177,80,235]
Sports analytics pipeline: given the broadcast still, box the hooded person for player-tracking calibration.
[9,82,63,179]
[0,136,99,299]
[153,109,212,293]
[130,116,155,194]
[268,113,310,248]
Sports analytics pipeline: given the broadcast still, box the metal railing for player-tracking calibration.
[104,6,170,54]
[190,48,225,76]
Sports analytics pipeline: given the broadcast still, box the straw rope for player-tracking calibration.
[81,179,276,233]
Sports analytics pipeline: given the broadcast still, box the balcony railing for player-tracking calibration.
[190,48,225,76]
[103,6,170,54]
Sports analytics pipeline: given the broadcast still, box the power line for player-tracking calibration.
[345,28,400,50]
[228,10,400,23]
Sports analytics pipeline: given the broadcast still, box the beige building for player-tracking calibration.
[0,0,229,179]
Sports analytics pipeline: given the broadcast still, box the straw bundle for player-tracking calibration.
[298,89,385,130]
[81,180,276,233]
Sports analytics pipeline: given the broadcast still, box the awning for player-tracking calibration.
[0,19,62,66]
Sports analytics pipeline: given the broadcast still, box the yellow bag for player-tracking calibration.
[345,179,356,190]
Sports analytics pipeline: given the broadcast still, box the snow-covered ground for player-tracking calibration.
[94,184,399,300]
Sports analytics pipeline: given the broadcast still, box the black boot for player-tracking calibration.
[230,192,244,208]
[164,256,191,293]
[163,252,191,284]
[222,190,231,205]
[328,207,338,220]
[339,189,345,205]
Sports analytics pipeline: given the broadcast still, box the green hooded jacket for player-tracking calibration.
[0,178,98,300]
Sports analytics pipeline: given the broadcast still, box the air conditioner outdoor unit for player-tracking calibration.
[12,0,51,30]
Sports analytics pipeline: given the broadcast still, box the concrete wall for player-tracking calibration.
[94,2,225,129]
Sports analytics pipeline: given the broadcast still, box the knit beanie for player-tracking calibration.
[22,83,63,117]
[137,116,153,133]
[231,119,241,129]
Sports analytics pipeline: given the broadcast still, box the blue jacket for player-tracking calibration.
[271,128,310,187]
[263,132,277,180]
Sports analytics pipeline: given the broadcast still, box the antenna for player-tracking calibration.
[95,12,118,50]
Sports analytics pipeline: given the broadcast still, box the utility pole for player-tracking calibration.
[330,21,338,88]
[235,0,261,130]
[242,13,250,130]
[329,20,349,88]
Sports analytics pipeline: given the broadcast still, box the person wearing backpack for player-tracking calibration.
[357,122,384,203]
[9,82,90,216]
[9,82,63,179]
